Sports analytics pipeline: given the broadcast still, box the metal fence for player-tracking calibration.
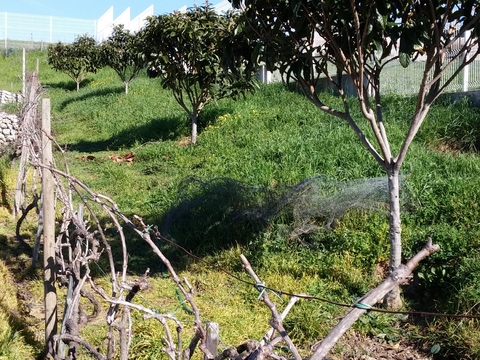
[380,57,480,95]
[1,10,480,95]
[0,12,96,51]
[313,54,480,96]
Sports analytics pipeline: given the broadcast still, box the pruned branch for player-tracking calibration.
[54,333,107,360]
[260,295,301,346]
[240,254,302,360]
[310,238,440,360]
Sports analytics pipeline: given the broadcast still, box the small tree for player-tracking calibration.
[230,0,480,308]
[48,35,102,91]
[101,25,145,95]
[139,5,257,144]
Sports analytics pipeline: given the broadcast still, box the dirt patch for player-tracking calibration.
[331,331,432,360]
[177,136,191,147]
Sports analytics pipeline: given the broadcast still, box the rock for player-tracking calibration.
[0,109,19,146]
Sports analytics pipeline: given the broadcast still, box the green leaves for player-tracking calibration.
[138,5,258,144]
[48,35,102,91]
[100,25,145,94]
[231,0,480,82]
[399,52,410,68]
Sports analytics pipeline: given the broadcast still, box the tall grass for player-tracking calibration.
[1,50,480,358]
[0,260,38,359]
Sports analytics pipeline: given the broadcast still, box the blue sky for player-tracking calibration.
[0,0,205,19]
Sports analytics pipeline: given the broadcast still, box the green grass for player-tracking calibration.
[0,260,40,359]
[1,50,480,359]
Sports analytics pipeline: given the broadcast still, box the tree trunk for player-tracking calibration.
[125,82,129,95]
[76,80,80,91]
[191,113,198,144]
[384,167,403,309]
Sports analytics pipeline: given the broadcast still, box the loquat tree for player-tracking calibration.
[100,25,145,95]
[229,0,480,308]
[139,5,258,144]
[48,34,102,91]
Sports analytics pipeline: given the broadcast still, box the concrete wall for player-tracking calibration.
[130,6,154,32]
[113,8,131,29]
[213,0,232,13]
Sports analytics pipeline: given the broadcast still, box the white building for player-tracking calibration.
[96,5,155,42]
[94,1,272,84]
[96,0,233,42]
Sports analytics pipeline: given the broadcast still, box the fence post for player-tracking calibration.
[49,16,52,44]
[22,48,26,98]
[42,97,57,357]
[462,30,472,92]
[258,65,272,84]
[4,13,7,53]
[205,322,219,360]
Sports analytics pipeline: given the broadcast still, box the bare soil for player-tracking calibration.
[332,331,432,360]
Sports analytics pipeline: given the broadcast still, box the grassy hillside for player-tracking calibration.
[1,49,480,359]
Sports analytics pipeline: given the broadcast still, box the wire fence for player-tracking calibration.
[312,55,480,96]
[159,229,480,321]
[380,57,480,95]
[1,11,480,95]
[0,12,96,51]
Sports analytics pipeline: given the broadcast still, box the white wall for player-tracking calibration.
[114,8,131,29]
[96,6,114,42]
[96,0,231,41]
[130,5,154,32]
[96,4,153,40]
[213,0,232,13]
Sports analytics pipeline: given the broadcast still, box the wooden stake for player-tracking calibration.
[22,48,25,98]
[42,98,57,356]
[205,322,218,360]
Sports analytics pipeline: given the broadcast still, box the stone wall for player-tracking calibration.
[0,111,19,146]
[0,90,22,105]
[0,89,21,147]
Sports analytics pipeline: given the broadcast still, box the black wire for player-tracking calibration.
[153,232,480,320]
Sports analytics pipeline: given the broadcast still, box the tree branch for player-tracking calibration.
[240,254,302,360]
[311,238,440,360]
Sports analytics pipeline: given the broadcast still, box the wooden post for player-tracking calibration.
[205,322,218,360]
[42,98,57,356]
[22,48,25,99]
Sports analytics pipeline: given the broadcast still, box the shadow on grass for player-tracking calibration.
[62,103,234,153]
[87,177,281,275]
[111,177,283,274]
[160,177,277,250]
[63,115,186,152]
[52,85,125,111]
[0,300,44,359]
[198,103,233,129]
[0,233,33,261]
[0,235,43,358]
[43,78,94,93]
